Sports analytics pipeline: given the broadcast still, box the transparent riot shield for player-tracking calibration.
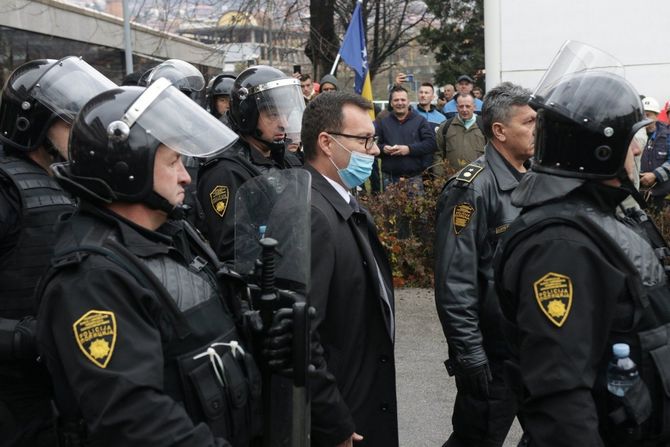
[233,168,312,447]
[234,169,311,293]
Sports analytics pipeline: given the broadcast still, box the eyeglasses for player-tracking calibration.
[326,132,378,150]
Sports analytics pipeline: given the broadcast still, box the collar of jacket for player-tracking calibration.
[77,201,172,257]
[389,107,415,124]
[486,143,524,192]
[304,163,355,221]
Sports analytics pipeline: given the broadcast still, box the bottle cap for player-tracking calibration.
[613,343,630,358]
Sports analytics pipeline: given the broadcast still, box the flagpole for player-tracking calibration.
[329,54,341,75]
[331,0,362,76]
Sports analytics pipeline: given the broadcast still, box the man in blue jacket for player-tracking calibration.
[376,85,436,191]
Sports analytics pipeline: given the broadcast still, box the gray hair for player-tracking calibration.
[481,82,532,140]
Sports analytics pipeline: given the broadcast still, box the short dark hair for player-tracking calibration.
[389,85,408,101]
[302,91,372,161]
[299,74,312,82]
[420,82,434,91]
[481,82,532,140]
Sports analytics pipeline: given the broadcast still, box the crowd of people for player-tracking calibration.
[1,39,670,447]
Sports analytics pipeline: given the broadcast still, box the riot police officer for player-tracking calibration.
[36,80,263,446]
[494,41,670,446]
[206,73,236,124]
[140,59,208,226]
[0,56,115,446]
[197,65,305,261]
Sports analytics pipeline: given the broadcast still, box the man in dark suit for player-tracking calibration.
[301,91,398,447]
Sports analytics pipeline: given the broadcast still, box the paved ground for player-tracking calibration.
[395,288,522,447]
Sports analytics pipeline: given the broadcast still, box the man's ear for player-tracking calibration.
[491,122,506,142]
[318,132,334,157]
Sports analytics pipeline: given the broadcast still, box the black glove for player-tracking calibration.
[262,306,324,376]
[263,308,294,372]
[454,362,492,399]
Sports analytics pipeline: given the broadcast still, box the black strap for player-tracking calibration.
[44,239,192,339]
[497,209,648,319]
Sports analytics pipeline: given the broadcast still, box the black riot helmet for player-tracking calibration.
[229,65,305,143]
[206,73,236,118]
[52,79,238,216]
[139,59,205,102]
[530,41,650,180]
[0,56,116,152]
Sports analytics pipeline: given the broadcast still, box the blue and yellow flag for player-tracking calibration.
[338,1,375,118]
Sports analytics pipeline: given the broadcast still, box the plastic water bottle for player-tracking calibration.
[606,343,639,397]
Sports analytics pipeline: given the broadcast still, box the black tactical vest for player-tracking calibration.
[0,153,75,319]
[497,200,670,445]
[47,218,261,447]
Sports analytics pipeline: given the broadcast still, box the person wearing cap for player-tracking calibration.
[0,56,116,446]
[319,74,339,93]
[442,75,483,120]
[639,96,670,210]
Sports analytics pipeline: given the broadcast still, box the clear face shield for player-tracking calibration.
[250,79,305,139]
[31,56,117,123]
[531,41,630,129]
[118,78,238,157]
[145,59,205,93]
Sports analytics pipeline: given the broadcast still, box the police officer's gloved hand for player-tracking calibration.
[262,307,323,376]
[455,362,492,399]
[263,308,293,372]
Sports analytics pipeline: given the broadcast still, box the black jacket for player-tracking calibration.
[37,204,240,446]
[494,176,670,446]
[305,164,398,447]
[197,139,301,261]
[375,109,436,176]
[434,143,525,370]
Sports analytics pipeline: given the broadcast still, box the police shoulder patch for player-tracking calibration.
[452,202,475,235]
[210,185,230,218]
[533,272,573,327]
[73,310,117,368]
[455,163,484,183]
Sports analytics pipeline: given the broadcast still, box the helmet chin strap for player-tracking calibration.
[43,137,66,163]
[145,191,190,220]
[617,168,648,210]
[253,128,287,155]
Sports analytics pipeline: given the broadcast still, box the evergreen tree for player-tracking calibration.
[418,0,484,88]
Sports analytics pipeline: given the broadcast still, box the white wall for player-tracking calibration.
[487,0,670,104]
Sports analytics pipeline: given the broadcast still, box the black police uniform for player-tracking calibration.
[495,176,670,447]
[434,143,523,446]
[37,202,261,446]
[0,148,75,446]
[197,139,301,261]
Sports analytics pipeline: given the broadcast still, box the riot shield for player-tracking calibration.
[234,168,312,447]
[235,169,311,293]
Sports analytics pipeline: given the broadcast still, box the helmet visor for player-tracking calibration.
[31,56,117,123]
[133,81,238,157]
[147,59,205,93]
[252,80,305,136]
[532,41,628,126]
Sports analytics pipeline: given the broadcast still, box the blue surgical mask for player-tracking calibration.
[329,136,375,188]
